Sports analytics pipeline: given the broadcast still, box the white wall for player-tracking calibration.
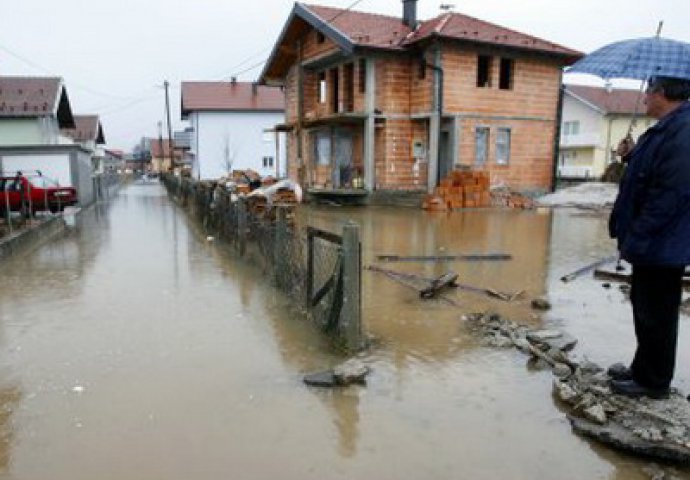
[1,153,72,186]
[561,94,603,139]
[191,111,286,180]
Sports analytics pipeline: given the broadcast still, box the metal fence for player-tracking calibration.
[162,174,362,351]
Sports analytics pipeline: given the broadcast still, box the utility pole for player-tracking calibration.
[164,80,174,172]
[157,121,164,175]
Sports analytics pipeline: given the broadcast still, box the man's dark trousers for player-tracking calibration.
[630,264,685,390]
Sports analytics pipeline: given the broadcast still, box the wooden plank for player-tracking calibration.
[376,253,512,262]
[307,226,342,245]
[420,272,459,299]
[560,255,618,283]
[365,265,518,302]
[595,268,690,290]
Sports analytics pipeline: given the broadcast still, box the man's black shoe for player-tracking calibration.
[610,379,669,399]
[607,363,633,381]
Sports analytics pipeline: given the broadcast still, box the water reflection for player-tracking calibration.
[299,206,553,365]
[0,383,20,472]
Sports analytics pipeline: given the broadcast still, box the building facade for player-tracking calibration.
[181,81,285,180]
[560,85,653,179]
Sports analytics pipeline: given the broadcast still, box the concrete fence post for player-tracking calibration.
[341,221,361,351]
[238,198,247,257]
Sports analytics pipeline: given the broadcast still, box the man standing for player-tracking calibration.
[608,76,690,399]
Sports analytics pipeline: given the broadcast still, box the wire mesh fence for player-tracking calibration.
[161,174,362,350]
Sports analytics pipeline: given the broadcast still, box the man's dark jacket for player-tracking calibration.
[609,101,690,266]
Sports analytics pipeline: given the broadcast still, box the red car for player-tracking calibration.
[0,174,77,213]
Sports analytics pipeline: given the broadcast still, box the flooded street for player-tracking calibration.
[0,182,688,479]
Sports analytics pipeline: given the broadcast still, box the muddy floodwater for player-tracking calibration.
[0,182,688,479]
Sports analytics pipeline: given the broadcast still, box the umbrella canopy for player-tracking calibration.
[567,36,690,80]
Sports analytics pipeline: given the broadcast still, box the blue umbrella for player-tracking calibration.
[567,36,690,81]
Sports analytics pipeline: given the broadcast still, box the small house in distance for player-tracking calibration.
[259,0,581,200]
[559,85,653,180]
[181,80,285,180]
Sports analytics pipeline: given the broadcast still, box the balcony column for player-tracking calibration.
[363,57,376,191]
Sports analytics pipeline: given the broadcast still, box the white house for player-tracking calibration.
[559,85,654,179]
[181,80,286,180]
[61,114,107,172]
[0,76,95,205]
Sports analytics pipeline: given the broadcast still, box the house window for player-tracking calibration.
[563,120,580,136]
[316,32,325,44]
[358,59,366,93]
[315,131,331,166]
[477,55,492,88]
[499,58,514,90]
[318,72,327,104]
[262,156,274,168]
[496,128,511,165]
[475,126,490,165]
[418,59,426,80]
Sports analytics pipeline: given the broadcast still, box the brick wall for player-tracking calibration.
[282,27,563,193]
[457,118,555,192]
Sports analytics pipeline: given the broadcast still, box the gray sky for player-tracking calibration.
[1,0,688,151]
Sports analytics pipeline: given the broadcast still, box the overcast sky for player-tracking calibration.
[1,0,688,151]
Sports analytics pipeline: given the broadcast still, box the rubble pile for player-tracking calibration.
[464,312,690,464]
[489,185,535,209]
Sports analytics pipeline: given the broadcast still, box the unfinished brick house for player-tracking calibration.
[259,0,582,198]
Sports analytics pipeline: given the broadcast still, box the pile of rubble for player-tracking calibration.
[464,312,690,464]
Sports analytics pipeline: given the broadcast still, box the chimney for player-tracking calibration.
[402,0,417,28]
[230,76,237,85]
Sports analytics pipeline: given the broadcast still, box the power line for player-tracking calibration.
[217,0,368,81]
[0,42,138,101]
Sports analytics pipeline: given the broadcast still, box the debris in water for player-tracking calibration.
[304,359,371,388]
[531,298,552,310]
[560,255,618,283]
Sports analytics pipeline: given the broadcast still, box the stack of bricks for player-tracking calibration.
[423,169,492,211]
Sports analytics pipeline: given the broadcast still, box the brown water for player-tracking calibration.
[0,182,688,479]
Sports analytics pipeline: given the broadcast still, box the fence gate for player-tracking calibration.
[306,224,361,350]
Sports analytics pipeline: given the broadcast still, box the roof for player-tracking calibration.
[61,115,106,144]
[410,12,581,58]
[181,81,284,118]
[565,85,646,115]
[147,138,182,159]
[0,76,75,128]
[260,3,582,84]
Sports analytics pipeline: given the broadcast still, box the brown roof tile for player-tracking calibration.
[302,4,581,59]
[410,12,581,59]
[61,115,105,143]
[181,81,284,117]
[0,76,62,117]
[566,85,646,115]
[304,4,411,49]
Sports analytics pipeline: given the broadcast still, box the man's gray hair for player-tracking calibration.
[648,76,690,101]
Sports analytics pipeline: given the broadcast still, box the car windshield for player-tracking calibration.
[28,176,59,188]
